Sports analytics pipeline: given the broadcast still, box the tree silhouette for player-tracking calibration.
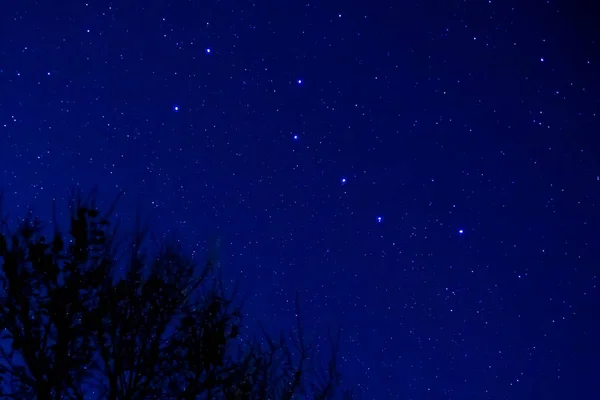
[0,190,356,399]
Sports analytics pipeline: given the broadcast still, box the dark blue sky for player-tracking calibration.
[1,0,598,398]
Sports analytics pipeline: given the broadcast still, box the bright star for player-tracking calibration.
[206,48,211,53]
[297,79,302,84]
[173,105,180,112]
[377,216,383,223]
[458,229,464,234]
[341,177,347,184]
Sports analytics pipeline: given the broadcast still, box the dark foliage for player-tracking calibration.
[0,191,356,399]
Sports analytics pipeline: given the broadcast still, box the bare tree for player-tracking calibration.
[0,190,357,400]
[0,190,118,399]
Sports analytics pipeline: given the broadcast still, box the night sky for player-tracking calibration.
[1,1,599,398]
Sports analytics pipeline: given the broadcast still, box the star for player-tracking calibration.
[293,134,299,140]
[340,177,347,185]
[206,48,211,54]
[297,79,303,84]
[173,105,180,112]
[377,216,383,223]
[458,229,464,234]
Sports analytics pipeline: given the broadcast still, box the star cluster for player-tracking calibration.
[1,1,599,398]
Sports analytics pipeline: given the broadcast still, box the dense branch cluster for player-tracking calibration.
[0,191,356,400]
